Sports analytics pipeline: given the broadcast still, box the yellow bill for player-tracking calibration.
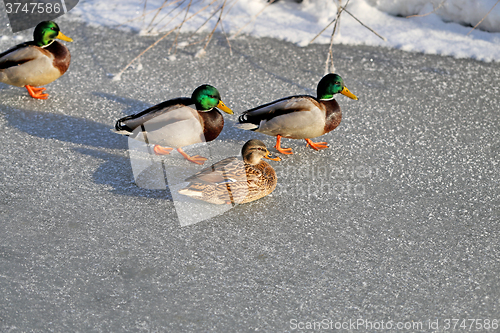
[57,32,73,42]
[217,100,233,114]
[341,86,358,100]
[264,150,281,161]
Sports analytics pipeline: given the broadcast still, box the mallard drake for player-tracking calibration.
[236,73,358,154]
[0,21,72,99]
[178,139,281,204]
[113,84,233,165]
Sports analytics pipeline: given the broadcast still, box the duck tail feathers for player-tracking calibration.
[178,188,203,197]
[234,123,259,131]
[236,114,259,130]
[110,128,133,135]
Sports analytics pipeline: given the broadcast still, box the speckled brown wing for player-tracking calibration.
[179,159,277,205]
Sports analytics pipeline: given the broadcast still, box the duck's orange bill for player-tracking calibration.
[217,100,233,114]
[341,86,358,100]
[57,32,73,42]
[264,151,281,161]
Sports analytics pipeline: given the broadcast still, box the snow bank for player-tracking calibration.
[64,0,500,62]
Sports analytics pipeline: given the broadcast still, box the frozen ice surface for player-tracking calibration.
[0,17,499,331]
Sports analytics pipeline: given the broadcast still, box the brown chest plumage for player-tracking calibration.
[198,108,224,142]
[322,99,342,134]
[44,41,71,75]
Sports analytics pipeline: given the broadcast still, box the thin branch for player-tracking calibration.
[309,18,337,44]
[172,0,193,52]
[203,0,227,51]
[156,0,216,32]
[142,0,148,26]
[311,0,386,45]
[220,20,233,56]
[325,0,348,74]
[116,6,172,28]
[221,0,240,22]
[187,1,222,39]
[342,7,387,41]
[113,28,177,81]
[149,1,184,32]
[467,0,500,35]
[406,0,447,18]
[146,0,182,32]
[146,0,168,30]
[114,2,216,79]
[231,0,277,39]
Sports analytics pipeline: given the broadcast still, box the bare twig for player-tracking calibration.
[231,0,277,39]
[187,1,222,38]
[309,18,337,44]
[172,0,193,52]
[325,0,348,74]
[467,0,500,35]
[311,0,386,46]
[146,0,181,32]
[142,0,148,25]
[116,6,171,28]
[155,0,197,32]
[406,0,447,18]
[114,2,216,79]
[203,0,227,51]
[221,0,240,22]
[113,28,177,81]
[220,20,233,56]
[342,7,386,41]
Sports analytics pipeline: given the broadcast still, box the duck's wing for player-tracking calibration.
[0,42,40,70]
[237,95,319,129]
[184,157,245,184]
[114,97,192,134]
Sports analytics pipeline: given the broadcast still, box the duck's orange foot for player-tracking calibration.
[153,145,174,155]
[184,154,208,165]
[177,148,207,165]
[274,134,293,155]
[274,145,293,154]
[25,85,49,99]
[305,138,329,151]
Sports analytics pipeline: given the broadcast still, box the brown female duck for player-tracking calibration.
[178,139,281,204]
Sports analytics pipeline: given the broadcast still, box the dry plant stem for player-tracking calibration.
[221,0,240,22]
[187,2,222,38]
[203,0,227,51]
[150,1,185,32]
[142,0,148,25]
[406,0,447,18]
[220,22,233,56]
[231,0,277,39]
[155,1,193,32]
[116,6,173,28]
[146,0,176,31]
[309,18,337,44]
[116,0,184,29]
[467,0,500,35]
[161,0,217,35]
[115,2,215,78]
[342,7,387,41]
[173,0,193,52]
[325,0,348,74]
